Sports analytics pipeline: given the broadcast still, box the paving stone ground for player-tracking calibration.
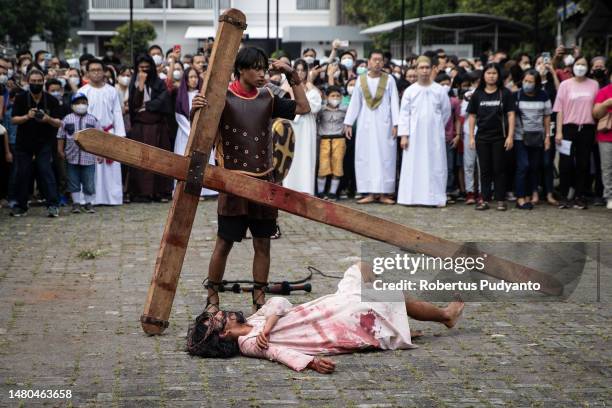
[0,200,610,407]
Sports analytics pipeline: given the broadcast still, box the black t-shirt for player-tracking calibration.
[12,91,61,151]
[466,87,516,141]
[272,94,297,120]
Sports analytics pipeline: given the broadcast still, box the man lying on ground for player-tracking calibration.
[186,262,464,373]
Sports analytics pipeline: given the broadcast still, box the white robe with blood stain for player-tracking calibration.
[238,264,414,372]
[344,74,400,194]
[78,83,126,205]
[174,89,217,196]
[397,82,451,206]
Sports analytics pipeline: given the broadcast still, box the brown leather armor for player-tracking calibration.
[216,87,278,219]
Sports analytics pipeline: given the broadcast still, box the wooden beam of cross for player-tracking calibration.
[76,10,563,336]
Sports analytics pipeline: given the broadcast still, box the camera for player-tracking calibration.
[34,109,45,120]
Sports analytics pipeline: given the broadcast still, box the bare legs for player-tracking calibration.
[404,297,465,328]
[252,238,271,312]
[206,237,234,308]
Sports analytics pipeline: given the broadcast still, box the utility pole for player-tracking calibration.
[401,0,405,67]
[129,0,134,64]
[275,0,279,52]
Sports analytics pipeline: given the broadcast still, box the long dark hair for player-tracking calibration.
[477,63,504,91]
[186,311,240,358]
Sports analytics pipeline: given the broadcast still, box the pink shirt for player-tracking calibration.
[553,78,599,125]
[445,96,461,142]
[594,84,612,143]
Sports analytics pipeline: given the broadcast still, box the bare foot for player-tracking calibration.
[443,300,465,328]
[410,329,424,339]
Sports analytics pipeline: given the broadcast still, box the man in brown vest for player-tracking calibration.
[191,47,310,313]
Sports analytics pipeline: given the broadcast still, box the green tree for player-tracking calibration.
[344,0,454,28]
[109,20,157,63]
[41,0,71,55]
[0,0,44,51]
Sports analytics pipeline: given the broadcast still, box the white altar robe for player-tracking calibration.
[78,83,126,205]
[397,82,451,206]
[343,74,399,194]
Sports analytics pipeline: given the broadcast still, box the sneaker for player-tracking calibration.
[475,201,489,211]
[558,200,571,209]
[47,206,59,217]
[71,204,82,214]
[10,208,28,217]
[506,192,517,202]
[446,195,456,204]
[465,192,476,205]
[496,201,508,211]
[592,197,605,207]
[83,203,96,214]
[607,199,612,210]
[315,192,326,199]
[573,198,588,210]
[327,193,338,202]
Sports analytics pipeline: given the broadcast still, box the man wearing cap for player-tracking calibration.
[57,93,102,213]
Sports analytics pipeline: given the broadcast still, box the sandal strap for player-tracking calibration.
[252,280,268,309]
[203,279,223,311]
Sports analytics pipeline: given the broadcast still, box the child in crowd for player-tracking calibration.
[316,86,347,200]
[56,93,101,214]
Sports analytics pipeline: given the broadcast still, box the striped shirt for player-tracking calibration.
[514,89,552,140]
[57,112,100,165]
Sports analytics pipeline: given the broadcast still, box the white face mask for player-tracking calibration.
[22,84,29,91]
[327,98,340,107]
[159,72,167,80]
[0,75,7,85]
[303,56,315,65]
[118,76,131,86]
[341,58,354,70]
[520,64,531,71]
[183,63,191,70]
[73,104,88,115]
[347,85,354,95]
[333,70,341,79]
[173,70,182,80]
[152,54,163,66]
[573,64,587,77]
[21,66,28,75]
[441,84,450,93]
[563,55,575,67]
[445,67,452,75]
[68,77,80,87]
[50,91,62,100]
[392,73,401,80]
[7,69,14,77]
[58,77,66,88]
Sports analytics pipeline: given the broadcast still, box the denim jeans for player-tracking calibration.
[514,140,542,198]
[66,163,95,195]
[15,143,59,210]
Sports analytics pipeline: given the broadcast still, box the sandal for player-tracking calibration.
[203,279,222,313]
[252,281,268,313]
[475,201,489,211]
[270,225,282,240]
[496,201,507,211]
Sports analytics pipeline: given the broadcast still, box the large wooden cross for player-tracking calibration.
[76,9,562,336]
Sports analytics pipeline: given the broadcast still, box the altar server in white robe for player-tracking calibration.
[343,50,399,204]
[174,67,217,197]
[283,59,322,195]
[397,56,451,207]
[78,59,126,205]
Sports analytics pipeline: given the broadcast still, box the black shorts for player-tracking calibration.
[217,215,277,242]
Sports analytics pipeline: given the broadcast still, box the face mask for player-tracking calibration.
[441,84,450,94]
[392,73,401,80]
[118,76,131,86]
[106,51,114,57]
[573,64,587,77]
[303,56,315,65]
[58,77,66,88]
[592,68,606,79]
[29,83,43,94]
[69,77,80,87]
[522,83,535,93]
[21,66,28,75]
[327,98,340,107]
[183,63,191,70]
[7,69,14,77]
[333,70,341,79]
[22,84,29,92]
[39,61,46,70]
[152,54,163,66]
[445,67,452,75]
[563,55,575,67]
[50,91,62,100]
[159,72,167,81]
[173,70,182,80]
[356,66,367,75]
[0,75,7,85]
[341,58,354,70]
[520,64,531,71]
[347,85,354,95]
[72,104,88,115]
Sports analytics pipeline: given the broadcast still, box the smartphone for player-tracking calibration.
[563,47,574,54]
[337,40,349,48]
[56,68,67,76]
[173,45,181,55]
[541,52,550,64]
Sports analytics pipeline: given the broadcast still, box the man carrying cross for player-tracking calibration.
[191,47,310,314]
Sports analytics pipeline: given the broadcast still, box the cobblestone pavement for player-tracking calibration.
[0,200,610,407]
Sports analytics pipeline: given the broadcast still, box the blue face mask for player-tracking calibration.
[522,83,535,93]
[356,66,367,75]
